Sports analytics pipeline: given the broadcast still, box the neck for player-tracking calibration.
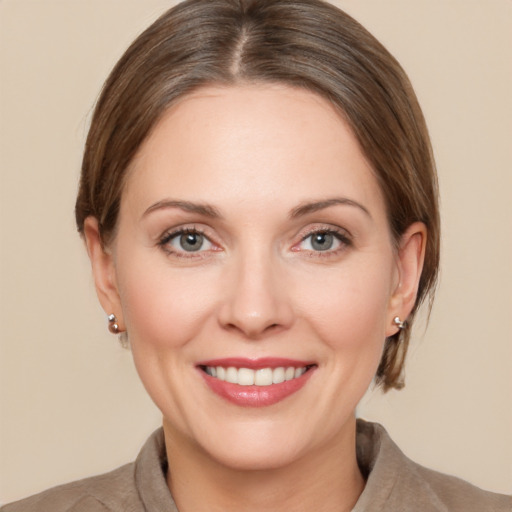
[163,418,365,512]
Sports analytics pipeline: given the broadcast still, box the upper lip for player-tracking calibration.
[196,357,316,370]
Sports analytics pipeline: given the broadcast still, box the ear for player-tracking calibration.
[83,217,125,331]
[386,222,427,337]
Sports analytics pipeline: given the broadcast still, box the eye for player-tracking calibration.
[295,228,351,254]
[160,228,213,254]
[303,231,338,251]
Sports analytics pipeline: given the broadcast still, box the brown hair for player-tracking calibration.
[75,0,440,391]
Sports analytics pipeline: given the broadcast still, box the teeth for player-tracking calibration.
[206,365,309,386]
[272,367,285,384]
[238,367,255,386]
[285,366,295,381]
[225,367,238,384]
[255,368,273,386]
[205,366,217,377]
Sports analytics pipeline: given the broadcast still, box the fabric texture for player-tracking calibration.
[2,420,510,511]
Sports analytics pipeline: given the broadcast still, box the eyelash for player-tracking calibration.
[295,226,352,257]
[157,225,352,259]
[158,227,213,258]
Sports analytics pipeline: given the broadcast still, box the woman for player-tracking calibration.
[2,0,510,510]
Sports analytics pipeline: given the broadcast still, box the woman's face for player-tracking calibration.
[87,84,423,470]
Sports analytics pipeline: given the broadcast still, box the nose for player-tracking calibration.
[218,249,294,339]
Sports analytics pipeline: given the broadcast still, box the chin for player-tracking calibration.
[188,412,339,472]
[203,432,307,472]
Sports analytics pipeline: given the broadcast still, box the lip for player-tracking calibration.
[197,357,317,407]
[197,357,316,369]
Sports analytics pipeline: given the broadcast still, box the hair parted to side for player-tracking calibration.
[75,0,440,391]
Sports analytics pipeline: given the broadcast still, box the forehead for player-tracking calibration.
[123,84,385,218]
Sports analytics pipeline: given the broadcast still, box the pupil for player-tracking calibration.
[181,233,202,251]
[312,232,333,251]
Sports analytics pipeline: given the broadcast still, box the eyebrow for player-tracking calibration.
[142,199,222,219]
[289,197,371,219]
[142,197,370,221]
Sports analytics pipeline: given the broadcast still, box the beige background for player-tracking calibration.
[1,0,511,504]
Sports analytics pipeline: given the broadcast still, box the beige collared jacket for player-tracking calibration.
[2,420,510,511]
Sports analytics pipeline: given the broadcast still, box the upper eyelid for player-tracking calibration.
[159,225,209,242]
[296,224,352,240]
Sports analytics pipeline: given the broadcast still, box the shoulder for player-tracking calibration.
[412,462,511,512]
[1,429,173,512]
[355,419,511,512]
[1,463,142,512]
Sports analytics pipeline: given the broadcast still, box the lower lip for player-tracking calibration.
[199,368,315,407]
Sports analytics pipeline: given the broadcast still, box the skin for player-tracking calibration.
[85,84,426,512]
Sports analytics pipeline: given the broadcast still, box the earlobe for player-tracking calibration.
[387,222,427,336]
[83,217,124,330]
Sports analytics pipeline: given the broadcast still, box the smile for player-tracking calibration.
[197,358,317,407]
[202,365,309,386]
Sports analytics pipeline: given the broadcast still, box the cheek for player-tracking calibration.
[294,259,394,417]
[115,252,220,351]
[113,252,224,429]
[296,258,393,350]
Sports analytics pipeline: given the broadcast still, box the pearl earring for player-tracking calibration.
[107,314,120,334]
[393,316,406,330]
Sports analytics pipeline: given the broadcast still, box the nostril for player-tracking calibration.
[217,279,294,338]
[223,320,283,339]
